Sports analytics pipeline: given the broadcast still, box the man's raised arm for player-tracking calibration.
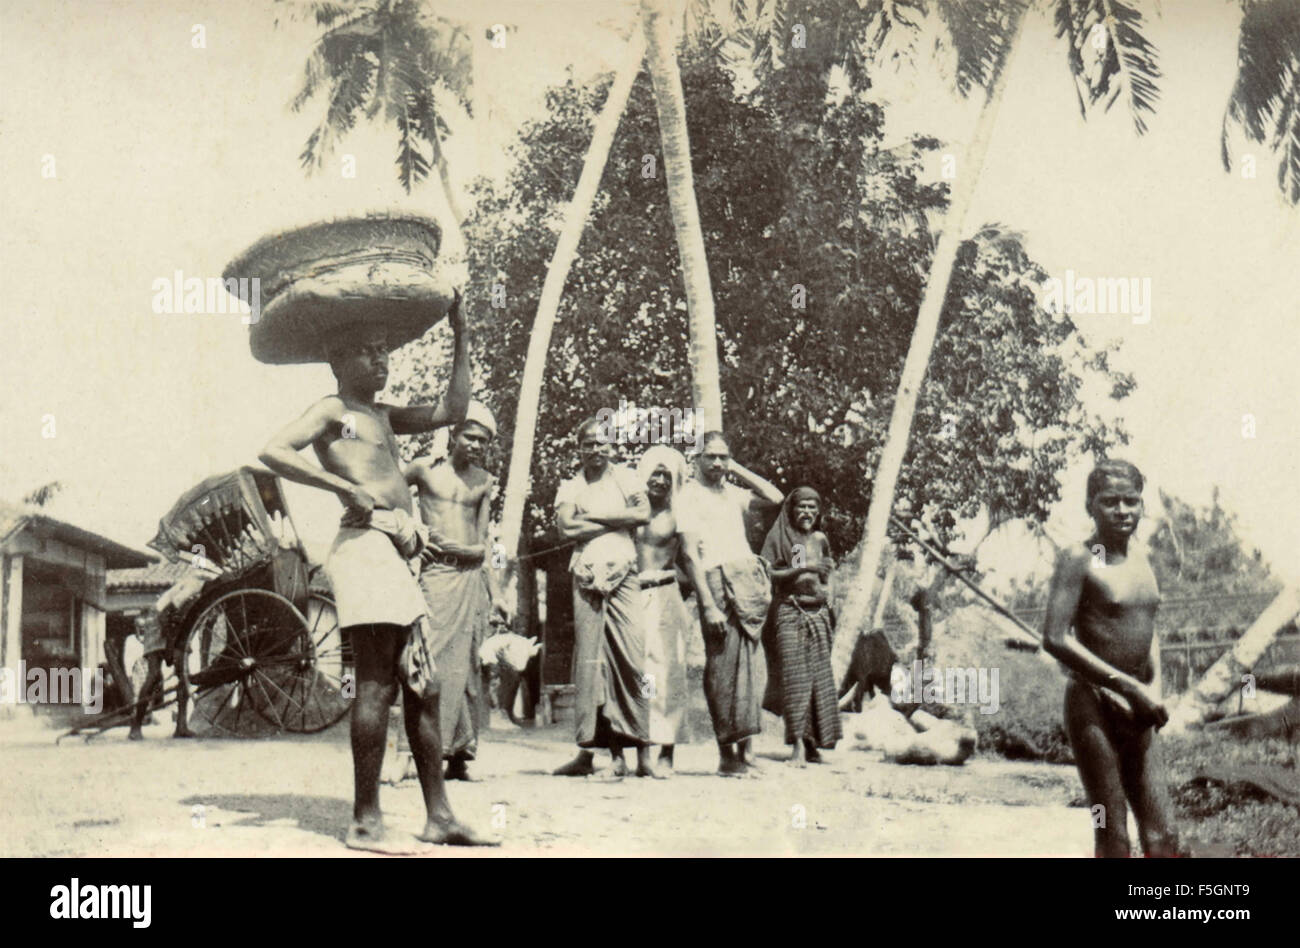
[729,460,783,507]
[388,292,471,435]
[259,399,370,513]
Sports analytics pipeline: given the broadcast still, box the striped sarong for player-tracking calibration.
[771,598,841,748]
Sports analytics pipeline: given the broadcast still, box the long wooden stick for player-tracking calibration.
[835,3,1030,651]
[889,515,1040,645]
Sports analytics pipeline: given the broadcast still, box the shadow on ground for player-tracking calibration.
[180,793,349,843]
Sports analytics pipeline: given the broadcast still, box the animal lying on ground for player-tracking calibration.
[838,629,898,712]
[852,694,977,765]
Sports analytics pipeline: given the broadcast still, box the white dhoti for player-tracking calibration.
[641,570,690,746]
[326,513,428,630]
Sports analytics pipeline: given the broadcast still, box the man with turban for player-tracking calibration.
[634,444,693,774]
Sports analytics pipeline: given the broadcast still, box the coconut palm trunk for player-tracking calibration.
[834,6,1028,674]
[641,0,724,431]
[1165,584,1300,733]
[496,29,647,562]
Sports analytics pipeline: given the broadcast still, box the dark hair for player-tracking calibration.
[699,430,729,453]
[324,330,387,376]
[1086,459,1144,508]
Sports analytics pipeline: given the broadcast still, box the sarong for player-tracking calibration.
[701,557,771,744]
[767,598,842,747]
[640,571,690,745]
[325,508,428,629]
[419,559,489,761]
[571,571,649,748]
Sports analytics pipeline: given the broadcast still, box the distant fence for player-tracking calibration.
[1010,593,1297,696]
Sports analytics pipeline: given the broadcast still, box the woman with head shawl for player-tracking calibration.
[761,486,842,764]
[633,444,693,774]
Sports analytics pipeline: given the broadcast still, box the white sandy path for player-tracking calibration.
[0,716,1092,858]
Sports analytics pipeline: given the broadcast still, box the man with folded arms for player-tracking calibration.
[552,418,656,778]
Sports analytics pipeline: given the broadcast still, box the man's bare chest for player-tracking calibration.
[1084,557,1160,613]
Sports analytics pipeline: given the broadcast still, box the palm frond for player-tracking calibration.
[272,0,367,30]
[934,0,1026,97]
[394,98,432,192]
[861,0,929,77]
[287,0,469,194]
[300,53,375,169]
[1222,0,1300,204]
[1052,0,1161,135]
[290,6,379,114]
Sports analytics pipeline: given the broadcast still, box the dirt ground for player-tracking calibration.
[0,708,1100,858]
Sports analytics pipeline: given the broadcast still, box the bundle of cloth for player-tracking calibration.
[851,693,977,765]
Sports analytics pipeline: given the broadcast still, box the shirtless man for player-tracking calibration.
[634,445,692,773]
[1042,459,1181,857]
[406,402,510,781]
[676,432,783,776]
[258,294,493,850]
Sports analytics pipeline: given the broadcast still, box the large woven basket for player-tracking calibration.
[224,215,455,365]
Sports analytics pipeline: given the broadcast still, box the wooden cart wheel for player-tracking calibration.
[253,592,354,734]
[179,588,310,737]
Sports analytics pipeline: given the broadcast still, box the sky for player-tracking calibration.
[1,0,1297,585]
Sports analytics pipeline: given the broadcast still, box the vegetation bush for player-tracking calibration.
[927,605,1073,764]
[1166,731,1300,857]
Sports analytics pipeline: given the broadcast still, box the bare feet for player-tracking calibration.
[717,757,747,777]
[635,748,665,779]
[553,752,595,777]
[658,746,675,772]
[789,745,806,768]
[417,818,500,847]
[345,819,432,855]
[609,757,630,778]
[445,758,473,781]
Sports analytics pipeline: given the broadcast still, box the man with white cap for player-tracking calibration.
[406,400,510,781]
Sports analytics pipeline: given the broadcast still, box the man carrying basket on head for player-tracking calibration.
[258,289,495,851]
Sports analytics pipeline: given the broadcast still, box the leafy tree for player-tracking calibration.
[391,50,1131,558]
[1148,488,1280,599]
